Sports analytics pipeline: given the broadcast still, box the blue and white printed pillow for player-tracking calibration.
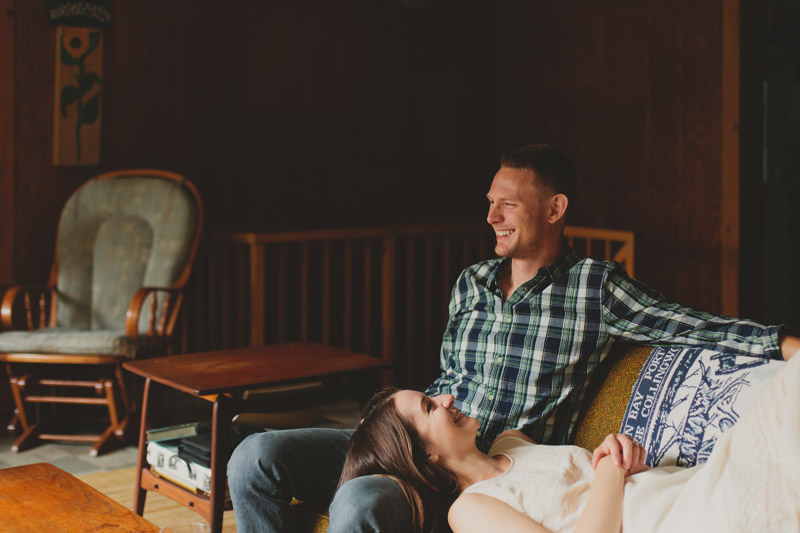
[619,346,784,467]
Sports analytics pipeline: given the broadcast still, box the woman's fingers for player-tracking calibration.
[592,433,650,472]
[623,438,649,475]
[620,435,633,469]
[635,439,647,467]
[606,434,622,466]
[630,440,642,471]
[591,446,605,469]
[592,434,618,469]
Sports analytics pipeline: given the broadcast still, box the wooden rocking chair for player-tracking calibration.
[0,169,203,456]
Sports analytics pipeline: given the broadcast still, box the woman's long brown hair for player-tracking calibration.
[337,387,460,533]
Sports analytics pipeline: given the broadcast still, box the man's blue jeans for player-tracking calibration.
[227,427,413,532]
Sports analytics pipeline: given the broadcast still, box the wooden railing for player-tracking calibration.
[564,226,635,275]
[177,223,634,390]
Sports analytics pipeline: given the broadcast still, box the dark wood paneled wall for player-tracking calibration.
[500,0,739,316]
[6,1,764,338]
[10,0,502,283]
[0,3,12,287]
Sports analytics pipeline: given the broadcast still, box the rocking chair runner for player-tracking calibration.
[0,169,203,456]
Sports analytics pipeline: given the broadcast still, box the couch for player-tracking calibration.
[288,342,652,532]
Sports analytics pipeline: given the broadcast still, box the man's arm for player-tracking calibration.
[603,264,784,360]
[780,334,800,361]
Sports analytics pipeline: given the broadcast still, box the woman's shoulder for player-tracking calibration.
[450,491,550,533]
[448,493,493,532]
[450,491,508,521]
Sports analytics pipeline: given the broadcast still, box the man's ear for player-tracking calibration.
[548,194,568,224]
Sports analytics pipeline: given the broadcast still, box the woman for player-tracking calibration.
[338,354,800,532]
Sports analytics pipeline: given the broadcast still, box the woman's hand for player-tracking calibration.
[591,433,649,476]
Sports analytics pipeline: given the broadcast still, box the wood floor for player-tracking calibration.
[2,398,359,531]
[77,467,237,532]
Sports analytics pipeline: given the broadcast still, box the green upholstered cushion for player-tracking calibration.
[91,216,153,330]
[0,327,158,358]
[572,343,652,451]
[56,174,199,333]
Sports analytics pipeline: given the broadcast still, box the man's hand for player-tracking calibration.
[780,334,800,361]
[591,433,649,476]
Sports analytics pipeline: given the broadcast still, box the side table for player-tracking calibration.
[123,342,390,532]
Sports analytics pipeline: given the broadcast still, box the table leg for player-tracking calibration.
[133,378,152,515]
[209,394,233,533]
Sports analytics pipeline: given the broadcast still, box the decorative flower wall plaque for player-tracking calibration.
[53,26,103,165]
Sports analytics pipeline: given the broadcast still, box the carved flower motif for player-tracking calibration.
[63,27,90,58]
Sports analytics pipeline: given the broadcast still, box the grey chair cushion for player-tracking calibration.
[0,328,155,359]
[56,174,199,333]
[0,173,199,360]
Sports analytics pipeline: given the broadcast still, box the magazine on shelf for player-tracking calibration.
[145,421,208,442]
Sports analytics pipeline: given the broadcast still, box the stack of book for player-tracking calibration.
[144,421,252,497]
[145,421,214,495]
[178,433,212,468]
[145,421,208,443]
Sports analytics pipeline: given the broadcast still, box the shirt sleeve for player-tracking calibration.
[601,263,783,359]
[425,269,466,397]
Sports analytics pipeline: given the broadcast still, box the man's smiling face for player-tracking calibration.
[486,166,554,260]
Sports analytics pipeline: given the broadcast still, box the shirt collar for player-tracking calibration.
[486,248,580,296]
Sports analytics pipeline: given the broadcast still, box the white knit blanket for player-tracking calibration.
[622,351,800,532]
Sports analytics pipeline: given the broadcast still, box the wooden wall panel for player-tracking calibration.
[501,0,735,315]
[13,1,89,284]
[0,0,12,417]
[1,3,15,285]
[8,0,752,335]
[721,0,740,316]
[10,0,502,286]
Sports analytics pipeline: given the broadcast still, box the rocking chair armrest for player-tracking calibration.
[125,286,185,339]
[1,284,56,331]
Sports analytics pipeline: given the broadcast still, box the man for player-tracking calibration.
[228,145,799,532]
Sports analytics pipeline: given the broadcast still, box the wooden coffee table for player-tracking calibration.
[123,342,390,533]
[0,462,159,532]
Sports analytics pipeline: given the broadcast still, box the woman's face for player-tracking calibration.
[393,390,479,461]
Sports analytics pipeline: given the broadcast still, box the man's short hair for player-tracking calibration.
[500,144,577,202]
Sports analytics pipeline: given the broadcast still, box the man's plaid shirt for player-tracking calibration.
[425,250,783,452]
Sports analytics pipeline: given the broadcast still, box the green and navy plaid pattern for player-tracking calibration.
[426,251,783,452]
